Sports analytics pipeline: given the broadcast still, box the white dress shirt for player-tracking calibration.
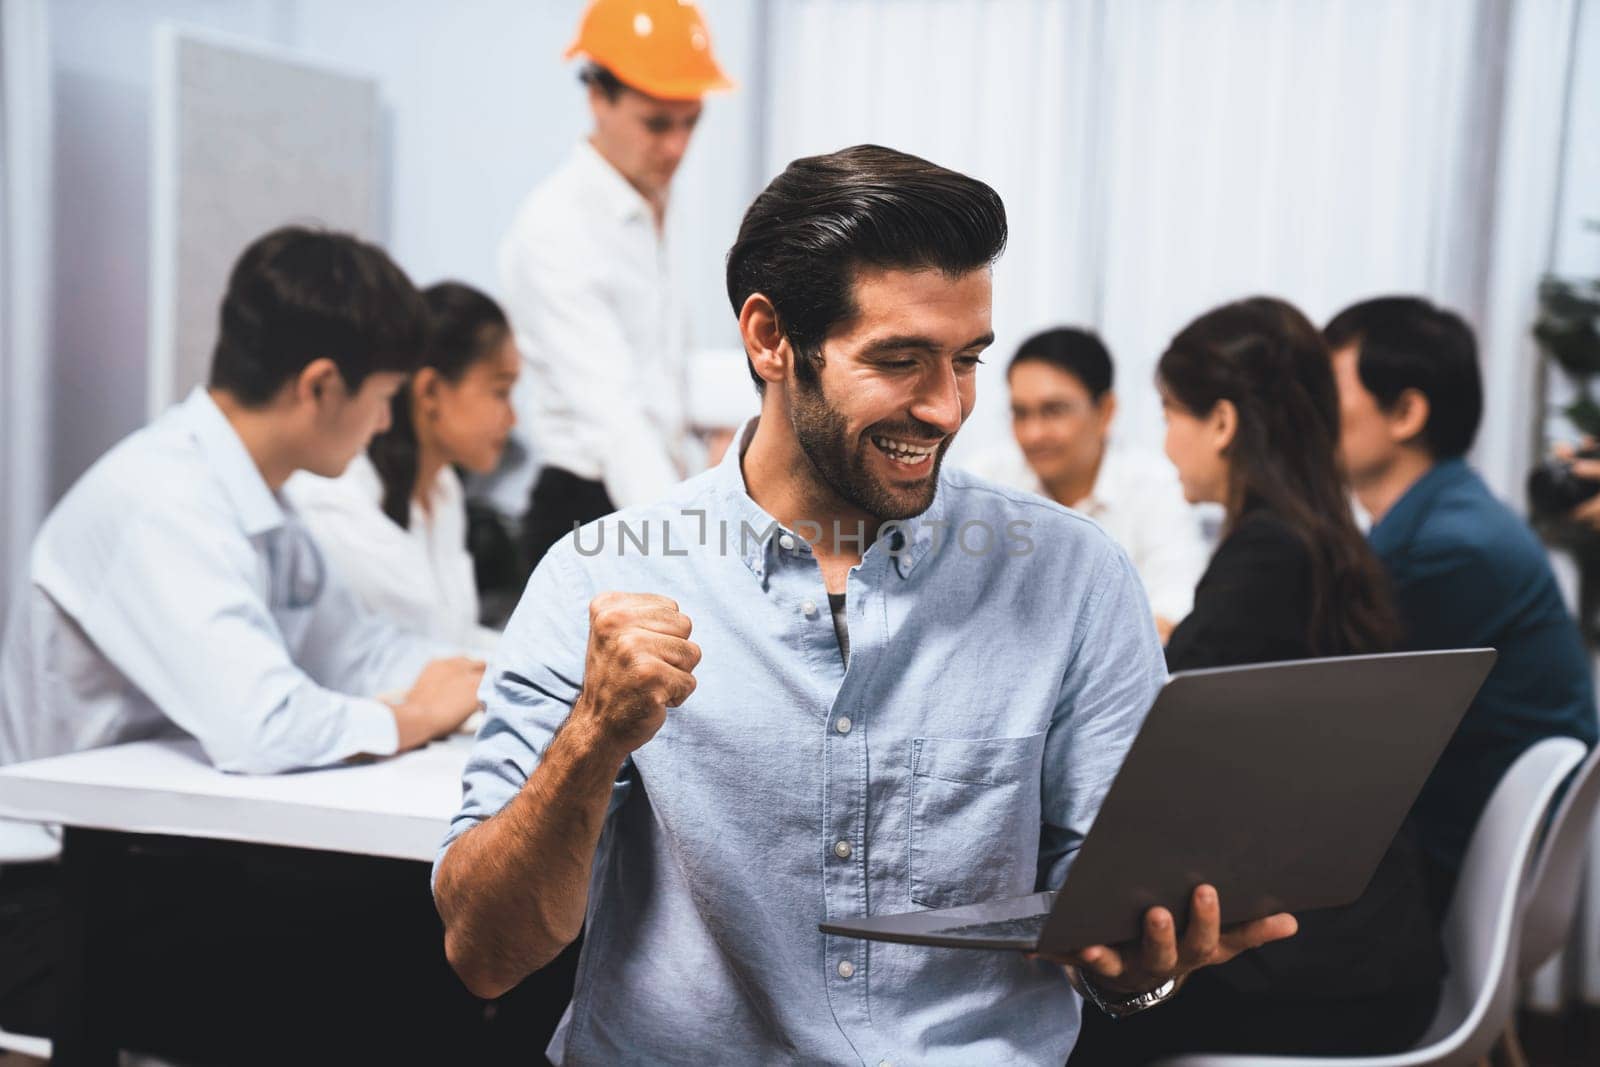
[287,455,499,656]
[966,441,1209,621]
[0,389,446,801]
[497,139,691,510]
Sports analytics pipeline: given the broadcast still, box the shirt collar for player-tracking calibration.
[1368,457,1471,557]
[1011,442,1122,515]
[1074,444,1127,515]
[572,139,657,226]
[179,387,287,537]
[712,416,948,582]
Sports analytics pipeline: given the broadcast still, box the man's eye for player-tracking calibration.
[955,356,984,371]
[880,360,917,370]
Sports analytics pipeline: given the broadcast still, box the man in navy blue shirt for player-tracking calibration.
[1325,297,1597,916]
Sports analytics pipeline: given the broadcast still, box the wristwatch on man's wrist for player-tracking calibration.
[1071,970,1179,1019]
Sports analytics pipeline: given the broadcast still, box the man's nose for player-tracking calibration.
[911,365,965,435]
[662,127,692,163]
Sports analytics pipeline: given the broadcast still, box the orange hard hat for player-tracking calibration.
[564,0,734,101]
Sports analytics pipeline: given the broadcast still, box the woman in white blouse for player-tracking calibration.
[288,282,519,653]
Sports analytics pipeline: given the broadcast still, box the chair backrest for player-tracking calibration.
[1518,738,1600,978]
[1418,736,1586,1062]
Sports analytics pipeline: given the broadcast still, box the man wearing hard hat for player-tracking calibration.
[499,0,733,576]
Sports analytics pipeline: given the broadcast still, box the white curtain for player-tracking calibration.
[765,0,1593,1007]
[0,0,54,624]
[763,0,1563,503]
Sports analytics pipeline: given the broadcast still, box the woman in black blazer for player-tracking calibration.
[1070,298,1444,1064]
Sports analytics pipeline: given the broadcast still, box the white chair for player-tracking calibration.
[1518,739,1600,978]
[0,1025,50,1059]
[1153,735,1587,1067]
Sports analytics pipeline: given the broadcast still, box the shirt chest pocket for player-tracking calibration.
[908,732,1048,910]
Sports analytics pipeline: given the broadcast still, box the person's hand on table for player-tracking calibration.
[389,656,486,751]
[1028,883,1297,1000]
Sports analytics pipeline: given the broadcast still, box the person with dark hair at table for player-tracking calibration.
[0,227,484,1054]
[1325,296,1596,916]
[971,327,1206,638]
[290,281,519,653]
[1071,297,1445,1063]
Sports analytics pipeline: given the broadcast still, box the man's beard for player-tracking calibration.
[788,377,952,521]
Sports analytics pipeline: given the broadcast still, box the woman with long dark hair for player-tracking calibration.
[1071,297,1444,1062]
[289,282,519,650]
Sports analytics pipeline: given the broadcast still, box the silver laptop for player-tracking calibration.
[820,649,1495,953]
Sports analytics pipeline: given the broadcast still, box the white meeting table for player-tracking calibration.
[0,734,473,862]
[0,735,479,1065]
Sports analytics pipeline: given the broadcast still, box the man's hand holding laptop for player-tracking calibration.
[1032,884,1298,1005]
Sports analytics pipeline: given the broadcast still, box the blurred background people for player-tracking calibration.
[0,227,485,1049]
[498,0,734,575]
[289,282,518,654]
[1072,297,1442,1062]
[970,327,1207,638]
[1326,296,1600,916]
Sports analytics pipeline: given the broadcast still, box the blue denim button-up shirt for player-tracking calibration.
[439,426,1167,1065]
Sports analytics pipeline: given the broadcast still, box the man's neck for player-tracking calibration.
[209,388,299,492]
[587,135,668,232]
[741,417,878,593]
[1040,448,1105,509]
[1354,448,1436,526]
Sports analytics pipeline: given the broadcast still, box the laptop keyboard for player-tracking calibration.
[929,913,1049,941]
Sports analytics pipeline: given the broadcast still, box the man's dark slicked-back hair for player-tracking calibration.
[1009,327,1114,401]
[1323,296,1482,459]
[725,144,1008,391]
[208,225,428,408]
[579,62,627,102]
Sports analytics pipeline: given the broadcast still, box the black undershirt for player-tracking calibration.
[827,592,849,666]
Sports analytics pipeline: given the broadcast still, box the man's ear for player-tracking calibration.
[1096,390,1118,431]
[739,293,792,390]
[586,82,614,125]
[412,367,441,413]
[295,358,343,407]
[1387,388,1431,447]
[1211,398,1239,452]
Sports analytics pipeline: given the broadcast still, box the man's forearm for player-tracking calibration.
[435,712,624,999]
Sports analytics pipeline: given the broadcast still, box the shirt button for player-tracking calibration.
[835,716,852,735]
[833,839,852,859]
[779,533,796,551]
[837,960,855,979]
[802,599,818,618]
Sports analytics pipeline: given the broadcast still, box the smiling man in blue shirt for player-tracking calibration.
[435,146,1295,1065]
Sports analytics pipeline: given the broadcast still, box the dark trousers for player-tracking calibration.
[1067,972,1441,1065]
[521,467,616,579]
[0,861,59,1038]
[0,832,578,1065]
